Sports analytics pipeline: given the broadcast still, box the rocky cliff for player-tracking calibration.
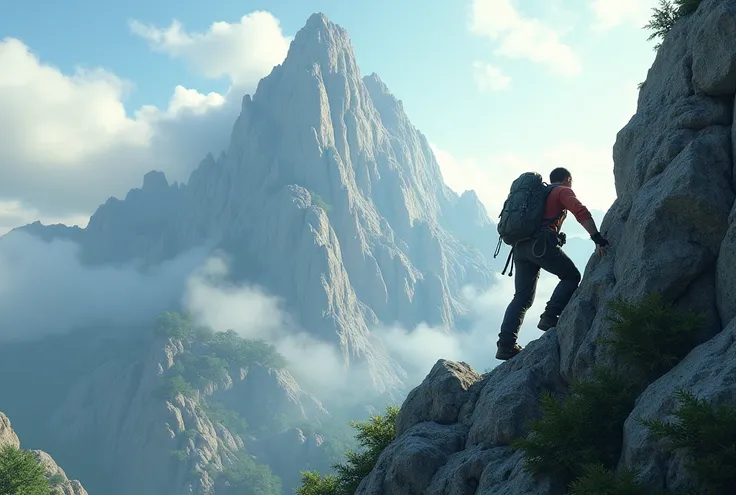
[1,412,88,495]
[13,12,495,396]
[355,0,736,493]
[1,317,342,495]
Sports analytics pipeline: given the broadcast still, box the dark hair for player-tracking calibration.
[550,167,571,184]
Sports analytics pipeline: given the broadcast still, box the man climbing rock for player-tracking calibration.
[494,167,609,361]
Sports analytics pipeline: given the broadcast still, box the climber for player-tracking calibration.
[494,167,610,361]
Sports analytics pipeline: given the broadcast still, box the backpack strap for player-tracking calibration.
[493,237,503,259]
[539,185,566,232]
[501,247,514,276]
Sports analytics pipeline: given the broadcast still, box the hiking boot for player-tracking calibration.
[495,342,522,361]
[537,313,558,331]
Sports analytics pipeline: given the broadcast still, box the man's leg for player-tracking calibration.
[497,255,541,359]
[533,235,581,330]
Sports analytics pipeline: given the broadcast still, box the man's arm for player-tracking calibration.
[558,188,604,239]
[579,217,600,237]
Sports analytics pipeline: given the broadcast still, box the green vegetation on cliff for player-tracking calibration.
[308,190,333,213]
[511,367,638,481]
[152,312,286,401]
[0,445,50,495]
[600,293,704,380]
[513,291,736,494]
[211,451,283,495]
[645,0,703,50]
[295,405,399,495]
[642,389,736,495]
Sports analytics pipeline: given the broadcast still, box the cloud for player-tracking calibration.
[0,11,291,228]
[590,0,658,32]
[181,254,380,401]
[469,0,582,77]
[181,251,577,392]
[432,142,616,219]
[129,11,291,89]
[472,61,511,92]
[373,273,560,381]
[0,228,594,399]
[0,231,375,401]
[0,231,210,341]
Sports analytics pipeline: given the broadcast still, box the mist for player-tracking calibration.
[0,231,210,340]
[0,229,593,403]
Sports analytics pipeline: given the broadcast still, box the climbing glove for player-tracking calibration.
[591,232,609,247]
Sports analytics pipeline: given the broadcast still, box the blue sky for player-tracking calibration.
[0,0,661,230]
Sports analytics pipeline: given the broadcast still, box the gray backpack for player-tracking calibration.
[493,172,558,274]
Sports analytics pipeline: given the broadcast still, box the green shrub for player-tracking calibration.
[295,405,400,495]
[309,190,333,213]
[598,293,704,380]
[156,375,196,401]
[175,353,229,388]
[153,312,195,340]
[0,444,51,495]
[644,0,703,50]
[213,451,282,495]
[511,367,638,482]
[295,471,340,495]
[641,389,736,494]
[568,463,650,495]
[171,449,189,463]
[203,401,248,437]
[48,472,66,486]
[207,330,287,369]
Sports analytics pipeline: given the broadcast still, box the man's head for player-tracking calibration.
[550,167,572,187]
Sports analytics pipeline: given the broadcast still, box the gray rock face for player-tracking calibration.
[0,412,20,449]
[356,1,736,493]
[11,12,495,395]
[46,336,327,495]
[0,412,87,495]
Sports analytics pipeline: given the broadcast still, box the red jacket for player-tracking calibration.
[543,186,592,232]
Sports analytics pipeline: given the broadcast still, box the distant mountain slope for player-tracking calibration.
[1,412,87,494]
[10,12,497,394]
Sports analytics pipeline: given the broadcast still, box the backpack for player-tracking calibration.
[493,172,558,275]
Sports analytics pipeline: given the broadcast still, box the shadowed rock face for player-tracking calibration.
[10,12,496,397]
[355,1,736,493]
[1,412,88,495]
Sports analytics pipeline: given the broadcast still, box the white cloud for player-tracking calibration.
[432,142,616,219]
[0,11,291,229]
[0,231,376,401]
[181,254,380,400]
[472,61,511,92]
[590,0,658,32]
[129,11,291,89]
[183,252,573,391]
[373,273,560,380]
[0,231,210,341]
[0,228,590,399]
[469,0,582,77]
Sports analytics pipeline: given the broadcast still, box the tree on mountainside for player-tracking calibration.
[0,445,51,495]
[295,405,399,495]
[644,0,702,50]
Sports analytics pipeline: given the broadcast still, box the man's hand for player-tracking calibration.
[591,232,610,256]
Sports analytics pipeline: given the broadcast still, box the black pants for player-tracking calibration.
[498,230,581,346]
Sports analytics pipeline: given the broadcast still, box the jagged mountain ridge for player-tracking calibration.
[353,0,736,493]
[13,12,497,395]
